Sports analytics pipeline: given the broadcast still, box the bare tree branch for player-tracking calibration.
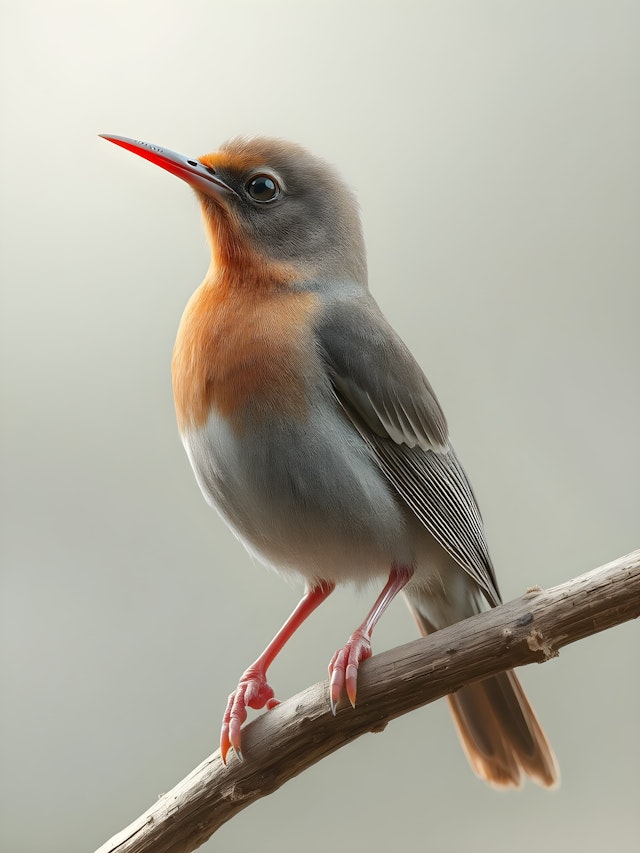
[95,549,640,853]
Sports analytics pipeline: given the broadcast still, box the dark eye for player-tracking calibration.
[246,174,280,202]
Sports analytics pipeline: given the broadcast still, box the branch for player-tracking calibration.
[96,550,640,853]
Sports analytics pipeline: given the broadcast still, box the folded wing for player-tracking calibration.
[317,294,501,606]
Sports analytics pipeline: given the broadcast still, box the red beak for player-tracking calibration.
[100,134,236,199]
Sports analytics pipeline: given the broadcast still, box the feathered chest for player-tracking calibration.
[171,278,320,432]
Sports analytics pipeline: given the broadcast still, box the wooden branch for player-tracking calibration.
[96,549,640,853]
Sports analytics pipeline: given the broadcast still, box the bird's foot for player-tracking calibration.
[220,667,280,763]
[328,628,372,713]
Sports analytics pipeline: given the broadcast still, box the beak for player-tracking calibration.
[100,134,236,200]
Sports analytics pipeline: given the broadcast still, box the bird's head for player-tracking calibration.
[101,134,367,287]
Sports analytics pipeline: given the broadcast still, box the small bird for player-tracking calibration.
[102,133,559,788]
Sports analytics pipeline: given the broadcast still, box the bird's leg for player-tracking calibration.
[328,565,413,713]
[221,580,335,763]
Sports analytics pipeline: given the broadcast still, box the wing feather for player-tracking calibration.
[317,295,501,606]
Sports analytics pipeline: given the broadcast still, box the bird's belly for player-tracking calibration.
[181,403,412,586]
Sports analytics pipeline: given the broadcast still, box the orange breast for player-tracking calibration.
[171,269,319,432]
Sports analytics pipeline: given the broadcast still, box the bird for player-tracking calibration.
[101,132,559,788]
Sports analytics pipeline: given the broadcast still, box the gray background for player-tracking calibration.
[2,2,638,851]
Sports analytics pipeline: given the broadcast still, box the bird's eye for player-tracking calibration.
[246,174,280,203]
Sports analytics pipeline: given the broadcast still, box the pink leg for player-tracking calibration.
[328,566,413,713]
[220,581,334,763]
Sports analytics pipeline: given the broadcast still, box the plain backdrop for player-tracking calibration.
[1,2,639,852]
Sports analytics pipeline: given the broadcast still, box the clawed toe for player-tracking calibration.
[220,668,277,763]
[328,629,372,712]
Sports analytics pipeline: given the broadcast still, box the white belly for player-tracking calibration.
[181,400,413,587]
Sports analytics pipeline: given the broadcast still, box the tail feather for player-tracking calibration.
[448,672,559,788]
[405,591,559,789]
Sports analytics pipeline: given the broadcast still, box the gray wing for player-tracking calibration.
[317,294,501,607]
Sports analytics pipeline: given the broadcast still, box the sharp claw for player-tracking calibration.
[329,661,344,715]
[346,663,358,708]
[235,747,243,763]
[220,719,231,764]
[229,717,242,756]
